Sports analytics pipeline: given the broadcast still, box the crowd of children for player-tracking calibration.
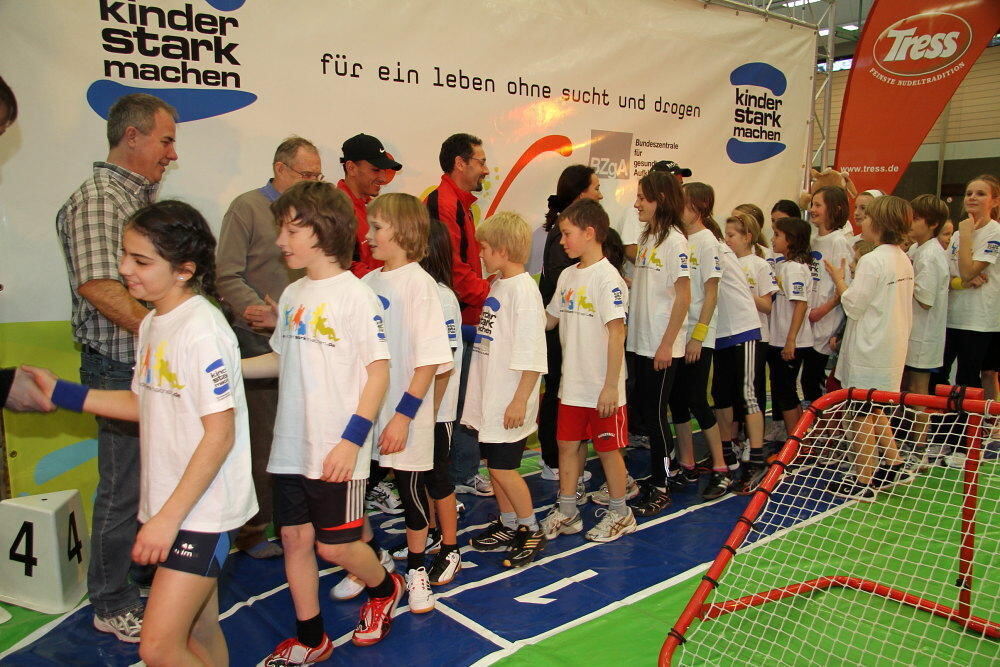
[25,168,1000,665]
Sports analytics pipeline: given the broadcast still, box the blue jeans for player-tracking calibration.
[449,342,481,485]
[80,347,144,618]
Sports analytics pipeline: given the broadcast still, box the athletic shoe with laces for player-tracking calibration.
[827,476,877,502]
[585,508,637,542]
[590,475,639,505]
[575,478,589,505]
[630,481,671,517]
[264,634,333,666]
[391,530,441,560]
[694,455,713,473]
[93,609,143,643]
[723,445,741,472]
[681,466,701,484]
[732,461,768,495]
[428,548,462,585]
[872,463,914,490]
[701,471,732,501]
[502,525,547,568]
[405,567,434,613]
[540,507,583,540]
[470,520,516,551]
[352,573,405,646]
[540,462,560,480]
[454,473,493,496]
[331,548,395,601]
[366,481,404,515]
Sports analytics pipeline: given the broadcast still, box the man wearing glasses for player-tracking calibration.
[336,133,403,277]
[215,136,322,560]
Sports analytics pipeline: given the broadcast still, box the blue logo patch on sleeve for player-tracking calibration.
[205,359,230,396]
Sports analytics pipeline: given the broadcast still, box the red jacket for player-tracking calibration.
[425,174,490,325]
[337,179,384,277]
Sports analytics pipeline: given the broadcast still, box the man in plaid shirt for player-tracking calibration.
[55,93,177,643]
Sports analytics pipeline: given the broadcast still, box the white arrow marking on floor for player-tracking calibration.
[514,569,598,605]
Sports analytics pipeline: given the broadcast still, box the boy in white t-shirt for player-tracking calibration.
[541,199,637,543]
[362,193,454,614]
[463,212,548,566]
[904,195,950,395]
[242,183,400,663]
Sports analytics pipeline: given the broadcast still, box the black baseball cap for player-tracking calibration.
[340,133,402,171]
[651,160,692,177]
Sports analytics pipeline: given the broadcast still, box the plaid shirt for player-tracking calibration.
[56,162,158,363]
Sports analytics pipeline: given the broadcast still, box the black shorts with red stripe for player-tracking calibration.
[273,474,366,544]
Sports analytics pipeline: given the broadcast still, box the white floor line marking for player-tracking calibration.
[514,569,599,605]
[435,601,515,649]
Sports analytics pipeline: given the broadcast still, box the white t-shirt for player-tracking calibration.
[435,283,462,423]
[268,272,390,480]
[686,228,723,348]
[363,262,454,471]
[836,244,914,391]
[715,242,763,346]
[614,207,642,281]
[626,227,690,358]
[946,219,1000,332]
[133,295,256,533]
[906,239,949,369]
[546,257,628,408]
[808,231,854,355]
[462,272,547,442]
[738,253,778,344]
[770,260,814,349]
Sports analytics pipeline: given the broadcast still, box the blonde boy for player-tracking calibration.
[541,199,636,542]
[462,212,549,566]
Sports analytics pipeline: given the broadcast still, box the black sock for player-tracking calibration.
[438,542,458,556]
[296,614,324,648]
[407,551,425,571]
[749,449,765,464]
[365,569,394,599]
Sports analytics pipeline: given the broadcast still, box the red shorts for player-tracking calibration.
[556,402,628,452]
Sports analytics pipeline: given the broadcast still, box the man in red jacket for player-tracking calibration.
[337,133,403,277]
[425,133,494,497]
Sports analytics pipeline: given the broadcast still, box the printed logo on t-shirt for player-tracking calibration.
[678,252,689,270]
[791,280,805,297]
[281,303,341,347]
[474,297,501,349]
[446,318,458,343]
[985,240,1000,256]
[809,251,823,281]
[204,359,231,398]
[714,254,722,272]
[611,287,624,306]
[373,315,387,340]
[636,245,663,269]
[138,341,185,397]
[559,286,597,317]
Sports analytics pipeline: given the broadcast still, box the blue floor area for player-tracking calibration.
[5,449,844,666]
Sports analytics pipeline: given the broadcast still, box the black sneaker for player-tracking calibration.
[827,476,877,501]
[872,464,914,490]
[682,466,701,484]
[694,455,712,473]
[630,482,671,517]
[733,461,768,495]
[427,548,462,585]
[502,525,547,568]
[701,471,731,501]
[723,445,741,472]
[470,520,516,551]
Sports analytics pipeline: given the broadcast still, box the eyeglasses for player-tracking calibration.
[466,156,488,168]
[281,163,324,181]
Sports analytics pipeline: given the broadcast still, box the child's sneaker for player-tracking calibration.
[590,475,639,505]
[630,482,671,517]
[872,463,914,490]
[540,462,560,480]
[540,507,583,539]
[427,549,461,585]
[352,573,405,646]
[331,548,395,601]
[732,462,767,495]
[585,508,637,542]
[502,525,547,568]
[92,609,143,643]
[366,480,404,514]
[701,471,731,501]
[827,476,877,502]
[264,634,333,666]
[455,473,493,496]
[469,520,516,551]
[405,567,434,613]
[723,446,741,472]
[391,530,441,560]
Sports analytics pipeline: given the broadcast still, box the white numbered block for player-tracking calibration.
[0,490,89,614]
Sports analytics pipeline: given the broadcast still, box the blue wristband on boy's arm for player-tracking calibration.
[395,391,422,419]
[341,414,373,446]
[52,379,89,412]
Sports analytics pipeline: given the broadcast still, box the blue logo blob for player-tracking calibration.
[726,139,785,164]
[730,62,787,95]
[87,80,257,123]
[378,295,390,310]
[483,297,501,312]
[205,0,245,9]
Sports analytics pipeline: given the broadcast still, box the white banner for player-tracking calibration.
[0,0,816,324]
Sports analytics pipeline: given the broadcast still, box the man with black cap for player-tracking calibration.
[216,135,323,560]
[337,133,402,277]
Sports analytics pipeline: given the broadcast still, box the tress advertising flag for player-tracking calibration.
[835,0,1000,194]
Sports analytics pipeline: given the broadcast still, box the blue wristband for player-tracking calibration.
[52,379,89,412]
[341,414,373,446]
[395,391,422,419]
